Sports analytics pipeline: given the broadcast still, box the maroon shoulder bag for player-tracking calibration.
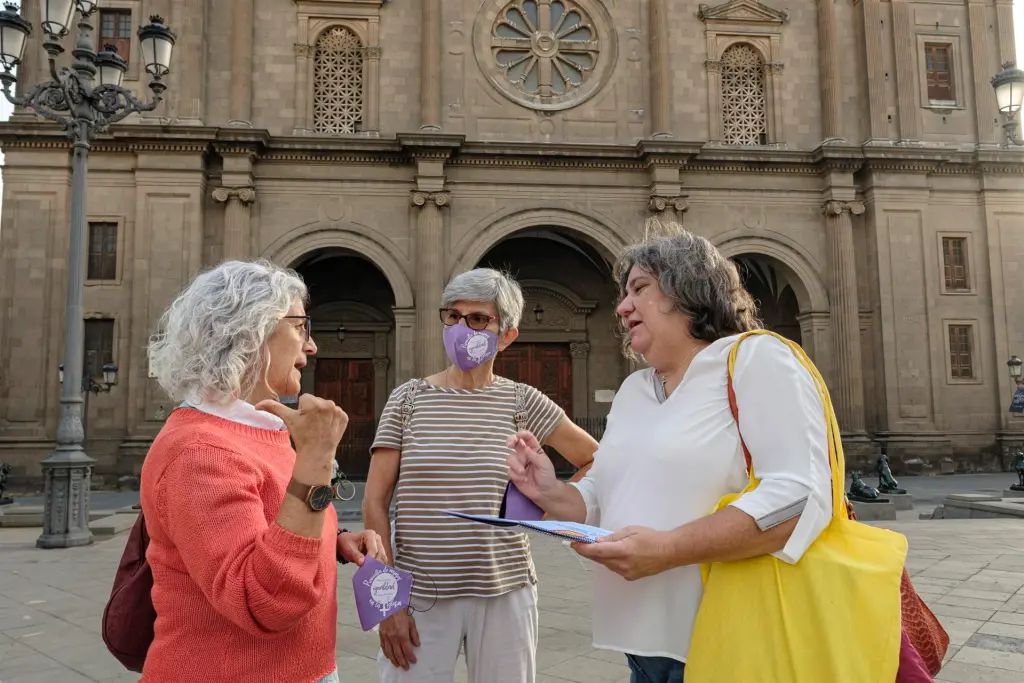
[101,510,155,673]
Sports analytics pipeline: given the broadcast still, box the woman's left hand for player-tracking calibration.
[338,529,388,566]
[571,526,674,581]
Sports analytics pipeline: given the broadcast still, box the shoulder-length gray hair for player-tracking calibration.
[148,259,308,404]
[615,224,760,344]
[441,268,524,333]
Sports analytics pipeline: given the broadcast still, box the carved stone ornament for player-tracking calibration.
[569,342,591,359]
[474,0,618,111]
[212,187,257,205]
[649,195,690,213]
[698,0,789,25]
[411,191,450,208]
[822,200,865,216]
[704,59,721,73]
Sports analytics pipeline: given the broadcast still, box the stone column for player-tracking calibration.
[420,0,442,130]
[412,191,448,374]
[570,342,591,419]
[861,0,889,141]
[212,187,256,261]
[996,0,1016,70]
[967,1,997,145]
[816,0,842,141]
[823,199,867,433]
[891,0,920,141]
[229,0,255,125]
[392,307,417,385]
[649,195,689,225]
[170,0,207,123]
[373,357,390,415]
[649,0,671,137]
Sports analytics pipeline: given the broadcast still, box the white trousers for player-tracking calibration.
[377,584,538,683]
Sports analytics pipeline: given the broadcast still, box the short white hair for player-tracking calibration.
[148,260,307,404]
[441,268,524,333]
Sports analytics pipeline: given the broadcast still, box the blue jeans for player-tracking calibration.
[626,654,685,683]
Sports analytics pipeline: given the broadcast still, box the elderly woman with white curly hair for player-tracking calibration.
[363,267,599,683]
[140,259,385,683]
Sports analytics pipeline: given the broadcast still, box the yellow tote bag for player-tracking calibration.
[686,331,907,683]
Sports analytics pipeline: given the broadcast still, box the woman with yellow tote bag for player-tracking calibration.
[506,227,908,683]
[686,331,907,682]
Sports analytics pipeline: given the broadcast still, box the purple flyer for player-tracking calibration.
[352,557,412,631]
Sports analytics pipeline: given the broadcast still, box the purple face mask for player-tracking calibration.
[443,324,498,371]
[352,558,413,631]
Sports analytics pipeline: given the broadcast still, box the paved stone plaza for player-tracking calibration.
[1,508,1023,682]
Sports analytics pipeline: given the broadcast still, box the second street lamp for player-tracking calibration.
[0,3,175,548]
[991,63,1024,147]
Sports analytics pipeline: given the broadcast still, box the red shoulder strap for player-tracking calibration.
[726,361,754,475]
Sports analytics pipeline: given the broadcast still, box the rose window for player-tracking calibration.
[475,0,616,111]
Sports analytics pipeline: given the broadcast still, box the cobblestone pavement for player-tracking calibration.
[1,518,1023,682]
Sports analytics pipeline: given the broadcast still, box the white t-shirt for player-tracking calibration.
[571,333,832,662]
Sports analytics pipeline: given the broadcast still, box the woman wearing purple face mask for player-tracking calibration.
[363,268,599,683]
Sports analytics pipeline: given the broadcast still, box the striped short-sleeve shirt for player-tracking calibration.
[371,377,565,599]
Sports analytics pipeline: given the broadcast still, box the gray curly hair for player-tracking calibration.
[148,260,308,404]
[615,224,760,347]
[441,268,524,334]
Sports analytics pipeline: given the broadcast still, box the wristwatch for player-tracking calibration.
[286,477,335,512]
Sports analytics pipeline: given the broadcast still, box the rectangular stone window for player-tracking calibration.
[924,42,955,104]
[948,324,974,380]
[99,9,132,63]
[84,319,115,382]
[87,221,117,281]
[942,237,969,291]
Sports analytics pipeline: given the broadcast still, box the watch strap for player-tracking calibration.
[286,477,315,503]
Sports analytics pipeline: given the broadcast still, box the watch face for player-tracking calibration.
[309,485,335,511]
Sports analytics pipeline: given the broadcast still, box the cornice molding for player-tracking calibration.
[0,122,1022,175]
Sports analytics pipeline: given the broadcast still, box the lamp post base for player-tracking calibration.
[36,449,95,549]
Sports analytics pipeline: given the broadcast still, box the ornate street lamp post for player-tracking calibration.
[0,1,175,548]
[991,63,1024,147]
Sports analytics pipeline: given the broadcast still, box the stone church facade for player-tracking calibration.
[1,0,1023,486]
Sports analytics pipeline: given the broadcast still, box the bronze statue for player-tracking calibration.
[1012,448,1024,491]
[876,454,907,494]
[848,471,884,503]
[0,462,12,505]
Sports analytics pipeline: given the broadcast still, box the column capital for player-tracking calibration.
[411,191,450,208]
[704,59,721,74]
[822,199,865,217]
[294,43,313,57]
[373,357,390,372]
[649,194,689,214]
[570,342,592,359]
[213,187,257,205]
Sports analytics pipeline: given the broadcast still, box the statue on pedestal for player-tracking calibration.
[0,463,12,505]
[876,454,907,494]
[1012,448,1024,492]
[849,471,885,503]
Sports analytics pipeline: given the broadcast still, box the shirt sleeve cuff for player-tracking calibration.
[772,494,830,565]
[264,522,323,559]
[569,479,600,526]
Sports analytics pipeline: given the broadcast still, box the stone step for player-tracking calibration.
[941,495,1024,519]
[0,505,122,528]
[88,513,138,537]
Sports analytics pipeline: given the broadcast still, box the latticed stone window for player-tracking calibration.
[721,44,767,145]
[313,26,364,134]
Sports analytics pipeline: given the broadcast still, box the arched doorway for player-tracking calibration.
[294,248,395,478]
[476,227,622,474]
[734,254,802,345]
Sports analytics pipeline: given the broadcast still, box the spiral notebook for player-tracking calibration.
[443,482,613,544]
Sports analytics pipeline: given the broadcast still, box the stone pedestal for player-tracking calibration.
[1005,488,1024,498]
[885,493,914,511]
[850,500,896,521]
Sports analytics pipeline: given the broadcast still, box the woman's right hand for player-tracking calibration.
[379,610,420,670]
[256,394,348,484]
[506,430,559,505]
